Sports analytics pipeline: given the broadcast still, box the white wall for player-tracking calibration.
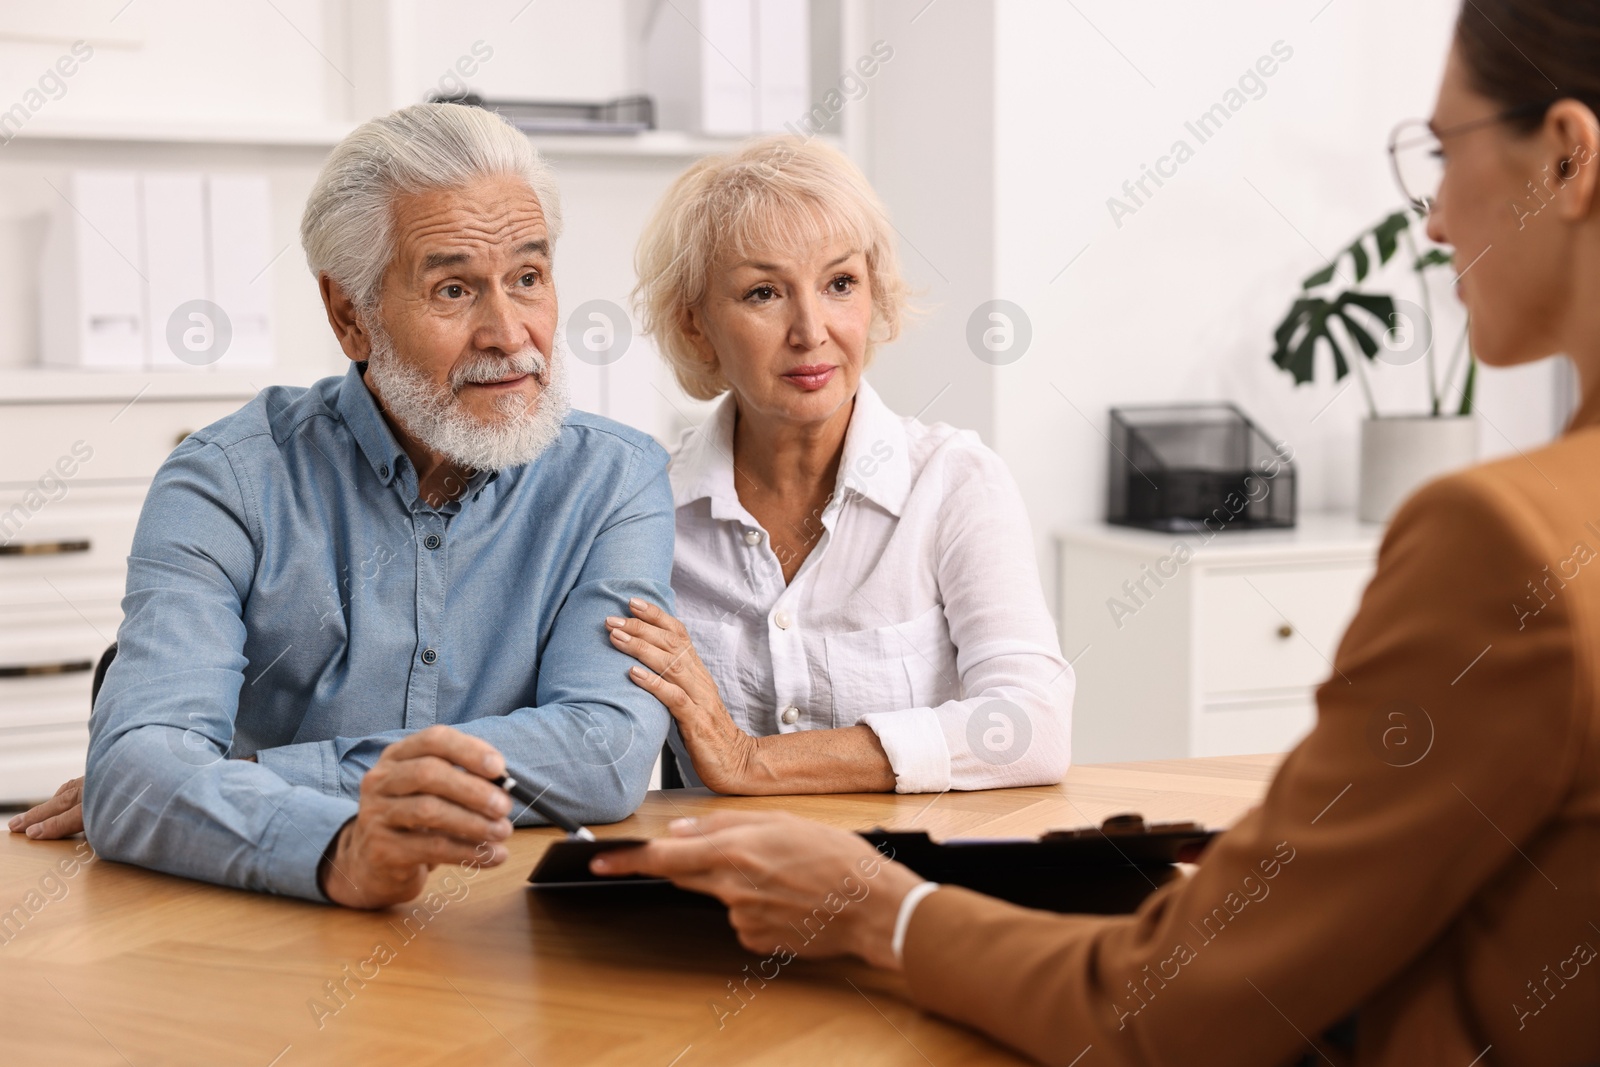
[540,154,707,442]
[858,0,1562,609]
[859,0,998,438]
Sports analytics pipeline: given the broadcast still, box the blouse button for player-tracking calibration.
[780,705,800,725]
[743,529,762,546]
[774,609,793,630]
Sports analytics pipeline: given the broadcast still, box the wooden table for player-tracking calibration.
[0,754,1281,1066]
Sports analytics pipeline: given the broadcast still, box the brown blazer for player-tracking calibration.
[904,401,1600,1067]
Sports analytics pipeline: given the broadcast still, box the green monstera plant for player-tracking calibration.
[1270,208,1474,417]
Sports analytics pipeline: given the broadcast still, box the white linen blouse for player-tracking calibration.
[665,380,1074,793]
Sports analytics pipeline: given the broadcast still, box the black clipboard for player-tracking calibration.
[525,838,663,887]
[526,814,1217,915]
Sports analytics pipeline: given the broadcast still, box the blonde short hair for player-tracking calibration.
[633,136,910,401]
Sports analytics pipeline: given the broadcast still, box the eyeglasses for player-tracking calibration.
[1387,101,1553,213]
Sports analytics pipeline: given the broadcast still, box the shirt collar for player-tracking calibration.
[837,379,911,516]
[668,389,744,521]
[668,378,911,518]
[335,361,498,510]
[337,362,409,488]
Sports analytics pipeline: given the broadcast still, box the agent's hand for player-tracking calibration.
[607,599,762,793]
[590,811,925,970]
[9,777,84,839]
[319,725,513,909]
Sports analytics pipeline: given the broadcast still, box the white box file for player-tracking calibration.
[755,0,810,131]
[36,170,277,371]
[207,175,275,369]
[143,172,210,372]
[644,0,810,136]
[39,171,146,370]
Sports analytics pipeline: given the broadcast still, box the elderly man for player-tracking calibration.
[8,103,674,908]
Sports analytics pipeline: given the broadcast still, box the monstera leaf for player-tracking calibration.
[1300,211,1412,289]
[1268,205,1474,415]
[1275,211,1411,384]
[1271,291,1398,385]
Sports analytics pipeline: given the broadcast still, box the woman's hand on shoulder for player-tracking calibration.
[606,599,761,793]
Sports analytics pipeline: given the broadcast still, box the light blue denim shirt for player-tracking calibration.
[83,362,675,902]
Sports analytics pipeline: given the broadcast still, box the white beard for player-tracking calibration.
[365,328,572,473]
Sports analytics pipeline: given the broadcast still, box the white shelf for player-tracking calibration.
[7,117,796,159]
[1057,512,1384,562]
[0,366,329,404]
[9,116,359,148]
[528,130,776,159]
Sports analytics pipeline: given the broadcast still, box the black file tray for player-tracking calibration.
[429,92,655,134]
[1107,402,1296,531]
[526,815,1217,916]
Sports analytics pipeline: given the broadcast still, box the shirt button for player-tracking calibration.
[420,648,438,665]
[379,464,390,479]
[774,609,792,630]
[743,529,762,546]
[423,534,442,550]
[780,705,800,725]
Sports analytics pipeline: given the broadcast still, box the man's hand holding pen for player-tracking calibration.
[318,725,514,909]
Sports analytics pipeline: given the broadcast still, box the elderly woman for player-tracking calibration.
[602,137,1073,795]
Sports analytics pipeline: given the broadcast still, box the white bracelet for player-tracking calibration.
[891,881,941,964]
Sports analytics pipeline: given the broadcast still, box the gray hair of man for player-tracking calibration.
[300,102,564,316]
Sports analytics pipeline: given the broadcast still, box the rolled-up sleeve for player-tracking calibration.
[861,446,1074,792]
[83,438,358,902]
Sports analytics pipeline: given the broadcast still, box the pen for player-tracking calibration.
[492,774,597,841]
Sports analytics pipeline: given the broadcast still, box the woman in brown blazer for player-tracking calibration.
[595,1,1600,1063]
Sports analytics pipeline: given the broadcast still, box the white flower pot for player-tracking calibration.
[1358,415,1479,524]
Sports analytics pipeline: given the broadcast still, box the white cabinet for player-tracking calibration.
[1057,515,1381,764]
[0,375,267,804]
